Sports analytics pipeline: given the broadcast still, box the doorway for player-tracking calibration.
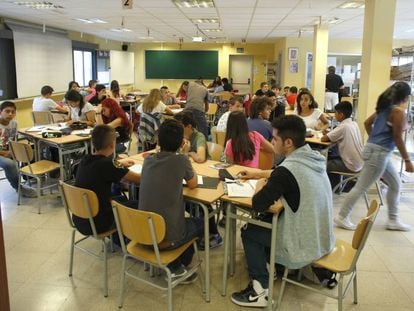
[229,55,253,95]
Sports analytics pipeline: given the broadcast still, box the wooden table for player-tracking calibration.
[18,127,91,180]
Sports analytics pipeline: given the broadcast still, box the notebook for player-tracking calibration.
[226,180,258,198]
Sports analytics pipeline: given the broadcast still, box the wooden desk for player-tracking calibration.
[18,127,91,180]
[220,193,283,311]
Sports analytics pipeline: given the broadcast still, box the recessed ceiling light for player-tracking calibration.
[110,28,132,32]
[14,1,63,9]
[173,0,215,8]
[204,29,222,33]
[339,1,365,9]
[192,36,204,42]
[138,36,155,39]
[191,18,219,24]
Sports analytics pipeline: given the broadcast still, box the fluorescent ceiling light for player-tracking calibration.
[192,36,204,42]
[191,18,219,24]
[173,0,215,8]
[110,28,132,32]
[14,1,63,9]
[138,36,155,39]
[75,18,108,24]
[204,29,222,32]
[339,1,365,9]
[300,28,314,33]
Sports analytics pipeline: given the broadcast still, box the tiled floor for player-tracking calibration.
[2,149,414,310]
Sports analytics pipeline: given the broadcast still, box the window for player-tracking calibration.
[73,49,93,87]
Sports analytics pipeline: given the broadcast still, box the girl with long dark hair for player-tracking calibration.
[65,90,95,126]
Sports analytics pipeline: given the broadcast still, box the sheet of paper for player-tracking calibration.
[128,164,142,174]
[226,180,258,198]
[183,175,204,185]
[71,129,92,135]
[26,126,46,132]
[171,108,184,114]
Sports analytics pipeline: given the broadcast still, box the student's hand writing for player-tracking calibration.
[236,170,261,180]
[405,160,414,173]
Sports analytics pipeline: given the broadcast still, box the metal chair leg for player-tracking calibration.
[17,173,22,205]
[353,270,358,304]
[338,274,344,311]
[276,268,289,310]
[118,255,127,308]
[103,240,108,297]
[69,230,76,276]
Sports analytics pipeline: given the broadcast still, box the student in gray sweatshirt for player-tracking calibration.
[231,115,335,308]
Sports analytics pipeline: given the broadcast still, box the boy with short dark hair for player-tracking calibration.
[32,85,67,113]
[74,125,140,235]
[0,101,37,197]
[321,101,364,189]
[88,84,107,106]
[254,82,269,97]
[138,119,203,280]
[286,86,298,110]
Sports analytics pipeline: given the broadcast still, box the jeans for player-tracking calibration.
[241,223,273,288]
[327,157,355,189]
[0,155,19,189]
[185,108,209,138]
[165,217,204,271]
[339,143,400,220]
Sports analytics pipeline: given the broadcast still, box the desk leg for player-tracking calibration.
[199,203,210,302]
[221,202,232,296]
[58,146,65,181]
[229,204,236,276]
[267,214,278,311]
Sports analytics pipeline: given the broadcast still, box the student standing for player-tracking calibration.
[335,82,413,231]
[139,119,203,281]
[182,81,209,138]
[321,101,363,188]
[231,116,334,307]
[325,66,344,112]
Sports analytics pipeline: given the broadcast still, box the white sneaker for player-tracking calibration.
[334,215,356,230]
[387,219,412,232]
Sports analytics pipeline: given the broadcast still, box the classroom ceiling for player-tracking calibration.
[0,0,413,43]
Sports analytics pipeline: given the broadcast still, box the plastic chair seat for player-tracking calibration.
[20,160,60,175]
[96,228,117,239]
[127,238,197,265]
[314,240,356,273]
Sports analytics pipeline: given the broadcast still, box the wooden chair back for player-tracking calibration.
[340,96,353,104]
[60,182,100,219]
[217,91,233,102]
[352,200,378,250]
[9,141,34,164]
[32,111,53,125]
[207,142,223,161]
[258,150,274,170]
[207,103,218,116]
[210,126,226,147]
[112,201,166,245]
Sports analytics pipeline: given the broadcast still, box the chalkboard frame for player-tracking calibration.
[145,50,218,79]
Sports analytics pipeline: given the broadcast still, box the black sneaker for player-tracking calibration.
[231,280,269,307]
[198,233,223,250]
[181,272,198,285]
[166,265,187,282]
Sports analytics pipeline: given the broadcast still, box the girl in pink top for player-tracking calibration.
[224,111,274,168]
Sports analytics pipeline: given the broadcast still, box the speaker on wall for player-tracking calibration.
[122,44,128,51]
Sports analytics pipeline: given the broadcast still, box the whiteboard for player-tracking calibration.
[110,50,134,85]
[13,29,72,98]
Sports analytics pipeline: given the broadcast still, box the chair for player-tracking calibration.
[9,141,60,213]
[206,103,218,126]
[217,91,233,102]
[207,141,223,161]
[211,127,226,147]
[59,181,115,297]
[276,200,379,311]
[112,201,204,311]
[331,170,384,208]
[258,150,274,170]
[32,111,53,125]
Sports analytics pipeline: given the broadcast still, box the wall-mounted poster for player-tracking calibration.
[290,62,298,73]
[288,47,299,61]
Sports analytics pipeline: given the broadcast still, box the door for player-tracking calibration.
[229,55,253,95]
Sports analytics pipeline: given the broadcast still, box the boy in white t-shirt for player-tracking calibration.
[321,101,364,188]
[0,101,37,197]
[216,97,243,132]
[32,85,68,113]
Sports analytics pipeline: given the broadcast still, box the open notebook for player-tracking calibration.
[226,180,258,198]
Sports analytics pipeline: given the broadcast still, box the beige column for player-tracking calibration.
[358,0,397,138]
[311,23,329,108]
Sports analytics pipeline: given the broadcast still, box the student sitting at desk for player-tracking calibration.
[89,84,107,106]
[254,82,269,98]
[225,111,273,168]
[321,101,363,189]
[0,101,37,198]
[295,90,329,130]
[32,85,68,113]
[84,79,97,102]
[65,90,96,127]
[174,110,207,163]
[98,98,131,153]
[247,96,273,140]
[216,97,243,132]
[286,86,298,110]
[222,78,233,92]
[176,81,189,101]
[74,125,140,236]
[110,80,122,104]
[139,119,203,281]
[207,75,222,89]
[138,89,174,115]
[160,86,181,109]
[231,115,335,308]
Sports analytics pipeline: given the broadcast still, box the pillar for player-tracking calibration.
[311,23,329,108]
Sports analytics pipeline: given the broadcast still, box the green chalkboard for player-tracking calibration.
[145,50,218,79]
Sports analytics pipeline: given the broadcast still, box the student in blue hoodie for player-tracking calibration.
[231,115,335,308]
